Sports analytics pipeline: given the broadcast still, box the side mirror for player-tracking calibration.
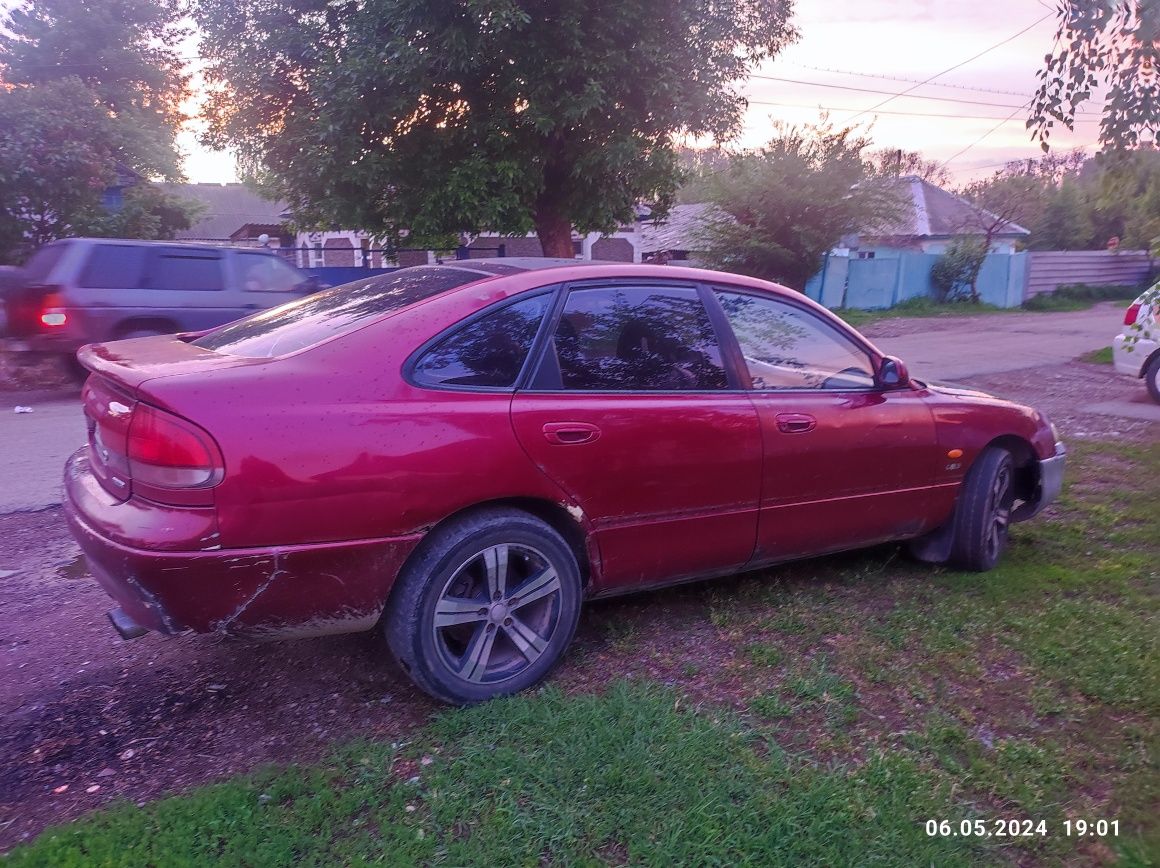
[878,355,910,389]
[298,276,327,294]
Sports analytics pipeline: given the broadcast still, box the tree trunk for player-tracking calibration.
[534,206,574,259]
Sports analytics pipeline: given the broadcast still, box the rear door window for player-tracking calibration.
[149,250,225,291]
[79,245,148,288]
[537,285,727,391]
[411,293,550,388]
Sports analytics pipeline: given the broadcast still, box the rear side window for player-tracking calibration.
[22,242,68,282]
[79,245,148,288]
[150,252,225,291]
[194,266,487,358]
[412,294,550,388]
[544,285,727,391]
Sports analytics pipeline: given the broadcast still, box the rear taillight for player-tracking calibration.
[127,404,224,495]
[1124,303,1141,326]
[39,292,67,327]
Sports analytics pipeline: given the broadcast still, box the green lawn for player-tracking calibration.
[9,440,1159,866]
[1080,346,1115,364]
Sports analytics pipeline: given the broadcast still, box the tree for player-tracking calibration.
[931,237,989,302]
[196,0,797,257]
[696,121,905,289]
[1030,0,1159,152]
[0,80,120,262]
[0,0,190,180]
[866,148,952,186]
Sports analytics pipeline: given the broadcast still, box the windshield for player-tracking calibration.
[193,265,490,358]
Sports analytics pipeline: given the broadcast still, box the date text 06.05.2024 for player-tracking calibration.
[925,819,1119,838]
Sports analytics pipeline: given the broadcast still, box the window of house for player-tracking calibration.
[856,251,876,260]
[541,286,727,391]
[79,245,148,289]
[412,294,551,388]
[715,291,875,390]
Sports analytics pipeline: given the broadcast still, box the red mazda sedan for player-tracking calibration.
[65,260,1065,703]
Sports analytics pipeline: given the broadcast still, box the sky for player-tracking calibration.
[179,0,1103,186]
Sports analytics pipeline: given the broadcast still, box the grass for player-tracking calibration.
[8,440,1159,865]
[837,297,1008,327]
[1080,346,1114,364]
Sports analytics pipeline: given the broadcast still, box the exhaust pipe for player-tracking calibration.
[108,607,148,640]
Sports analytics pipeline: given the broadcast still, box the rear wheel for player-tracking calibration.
[950,447,1015,572]
[383,509,582,704]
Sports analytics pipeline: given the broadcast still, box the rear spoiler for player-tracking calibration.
[78,335,266,394]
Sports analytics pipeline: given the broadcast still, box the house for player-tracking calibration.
[159,183,292,245]
[639,202,723,265]
[807,177,1032,310]
[842,175,1030,258]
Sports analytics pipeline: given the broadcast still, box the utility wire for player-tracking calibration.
[846,14,1052,122]
[748,73,1098,115]
[786,63,1037,99]
[940,102,1031,166]
[743,97,1099,123]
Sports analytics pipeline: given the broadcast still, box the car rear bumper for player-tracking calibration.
[1113,333,1158,378]
[0,334,83,354]
[64,448,424,639]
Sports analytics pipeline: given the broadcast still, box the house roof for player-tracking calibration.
[639,202,724,254]
[875,175,1030,239]
[159,183,289,240]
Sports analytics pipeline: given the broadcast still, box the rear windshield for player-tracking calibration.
[192,266,489,358]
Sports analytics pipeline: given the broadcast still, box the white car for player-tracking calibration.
[1113,290,1159,404]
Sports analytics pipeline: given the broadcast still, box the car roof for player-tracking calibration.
[53,238,279,255]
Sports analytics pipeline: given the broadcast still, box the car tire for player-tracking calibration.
[116,329,166,340]
[949,447,1015,572]
[1145,353,1160,404]
[383,508,582,705]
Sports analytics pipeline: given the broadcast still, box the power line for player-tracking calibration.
[847,14,1052,122]
[747,73,1099,115]
[786,63,1037,99]
[940,102,1030,166]
[743,97,1100,123]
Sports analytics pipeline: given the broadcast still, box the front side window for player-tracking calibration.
[238,252,306,293]
[545,286,727,391]
[412,294,550,388]
[715,291,875,390]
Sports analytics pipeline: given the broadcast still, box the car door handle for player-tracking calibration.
[542,422,601,445]
[776,413,816,434]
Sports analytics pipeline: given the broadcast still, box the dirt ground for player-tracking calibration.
[0,357,1156,851]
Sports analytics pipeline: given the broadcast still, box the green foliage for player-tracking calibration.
[931,237,988,303]
[196,0,798,256]
[697,119,905,289]
[866,147,952,186]
[0,0,189,180]
[1031,1,1158,152]
[0,0,193,261]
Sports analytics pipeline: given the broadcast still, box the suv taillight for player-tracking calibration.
[127,404,224,501]
[39,292,68,327]
[1123,303,1141,326]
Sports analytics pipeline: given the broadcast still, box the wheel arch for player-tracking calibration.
[407,497,597,591]
[978,434,1039,509]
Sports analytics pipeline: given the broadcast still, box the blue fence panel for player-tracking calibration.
[845,258,899,309]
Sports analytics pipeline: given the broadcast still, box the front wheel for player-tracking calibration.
[950,447,1015,572]
[1145,354,1160,404]
[383,509,582,704]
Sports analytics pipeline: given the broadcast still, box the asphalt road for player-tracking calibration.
[0,303,1152,514]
